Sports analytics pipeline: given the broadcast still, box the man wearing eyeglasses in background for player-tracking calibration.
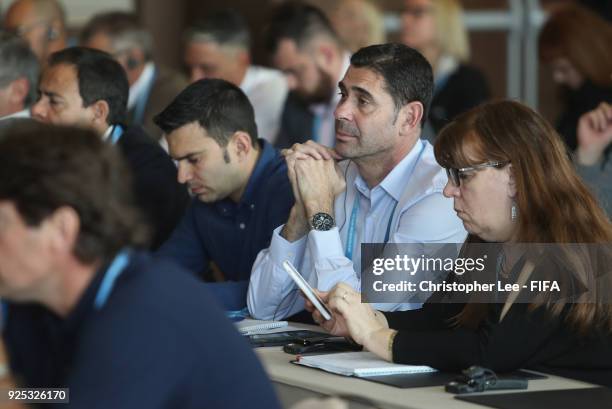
[3,0,67,63]
[80,11,187,141]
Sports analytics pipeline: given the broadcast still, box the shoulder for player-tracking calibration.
[408,141,448,193]
[118,127,174,166]
[248,65,286,86]
[450,64,488,83]
[258,145,292,195]
[153,65,189,91]
[96,253,230,338]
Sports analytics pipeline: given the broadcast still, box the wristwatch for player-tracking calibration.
[309,212,335,231]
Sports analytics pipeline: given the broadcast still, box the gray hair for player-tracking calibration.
[0,32,40,107]
[185,10,250,51]
[80,12,153,60]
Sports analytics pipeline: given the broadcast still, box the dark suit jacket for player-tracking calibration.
[128,64,188,141]
[428,64,491,136]
[117,126,190,249]
[274,92,315,149]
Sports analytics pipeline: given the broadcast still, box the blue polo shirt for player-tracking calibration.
[3,251,281,409]
[156,139,293,308]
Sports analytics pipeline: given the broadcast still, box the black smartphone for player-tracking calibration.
[283,337,363,355]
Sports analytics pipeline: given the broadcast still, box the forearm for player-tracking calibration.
[304,197,334,220]
[281,205,309,242]
[363,328,397,362]
[248,228,308,319]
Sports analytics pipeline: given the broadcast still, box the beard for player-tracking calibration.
[296,65,336,105]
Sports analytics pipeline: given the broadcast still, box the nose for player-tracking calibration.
[177,162,192,185]
[443,180,460,198]
[30,98,47,122]
[334,98,352,122]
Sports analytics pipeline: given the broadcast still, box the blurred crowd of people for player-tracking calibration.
[0,0,611,408]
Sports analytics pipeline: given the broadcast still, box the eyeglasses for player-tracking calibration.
[445,161,508,187]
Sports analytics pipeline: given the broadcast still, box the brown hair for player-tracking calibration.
[539,4,612,88]
[0,121,149,263]
[434,100,612,334]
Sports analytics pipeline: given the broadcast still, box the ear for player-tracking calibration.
[506,164,517,198]
[237,49,250,66]
[397,101,424,136]
[8,77,30,106]
[91,100,110,126]
[44,206,80,256]
[230,131,253,161]
[315,42,335,66]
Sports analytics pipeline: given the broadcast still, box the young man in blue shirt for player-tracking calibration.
[154,79,294,310]
[0,123,281,409]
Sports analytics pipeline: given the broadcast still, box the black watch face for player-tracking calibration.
[311,213,334,231]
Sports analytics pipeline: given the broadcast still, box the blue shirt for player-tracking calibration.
[4,252,281,409]
[248,139,467,319]
[156,139,293,307]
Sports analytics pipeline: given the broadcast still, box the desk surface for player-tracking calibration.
[254,325,596,409]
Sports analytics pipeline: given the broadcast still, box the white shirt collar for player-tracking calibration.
[0,109,30,121]
[102,125,113,142]
[128,62,155,110]
[435,55,459,84]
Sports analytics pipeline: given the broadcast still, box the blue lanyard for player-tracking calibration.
[344,140,427,260]
[93,249,131,310]
[132,67,157,126]
[109,124,124,145]
[311,114,322,143]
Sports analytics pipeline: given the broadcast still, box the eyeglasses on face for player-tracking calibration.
[445,161,509,187]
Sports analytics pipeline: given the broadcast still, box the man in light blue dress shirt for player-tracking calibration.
[248,44,466,320]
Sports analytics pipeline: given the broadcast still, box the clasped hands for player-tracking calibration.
[281,141,346,220]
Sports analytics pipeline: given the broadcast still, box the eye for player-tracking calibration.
[458,172,472,180]
[358,97,369,106]
[187,156,200,165]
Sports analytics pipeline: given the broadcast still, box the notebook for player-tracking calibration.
[235,319,288,335]
[295,351,437,377]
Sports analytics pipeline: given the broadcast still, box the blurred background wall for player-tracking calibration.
[2,0,609,124]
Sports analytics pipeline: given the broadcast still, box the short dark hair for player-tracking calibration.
[48,47,129,125]
[0,121,148,263]
[265,1,338,54]
[351,43,433,125]
[185,10,250,50]
[154,78,258,146]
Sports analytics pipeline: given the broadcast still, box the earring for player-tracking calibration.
[511,202,518,221]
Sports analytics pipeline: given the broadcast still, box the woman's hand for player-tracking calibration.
[304,289,350,337]
[576,102,612,166]
[305,283,395,361]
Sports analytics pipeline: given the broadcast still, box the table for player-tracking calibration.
[254,325,597,409]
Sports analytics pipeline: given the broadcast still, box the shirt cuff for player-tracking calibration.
[269,225,308,266]
[307,227,345,262]
[575,160,604,180]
